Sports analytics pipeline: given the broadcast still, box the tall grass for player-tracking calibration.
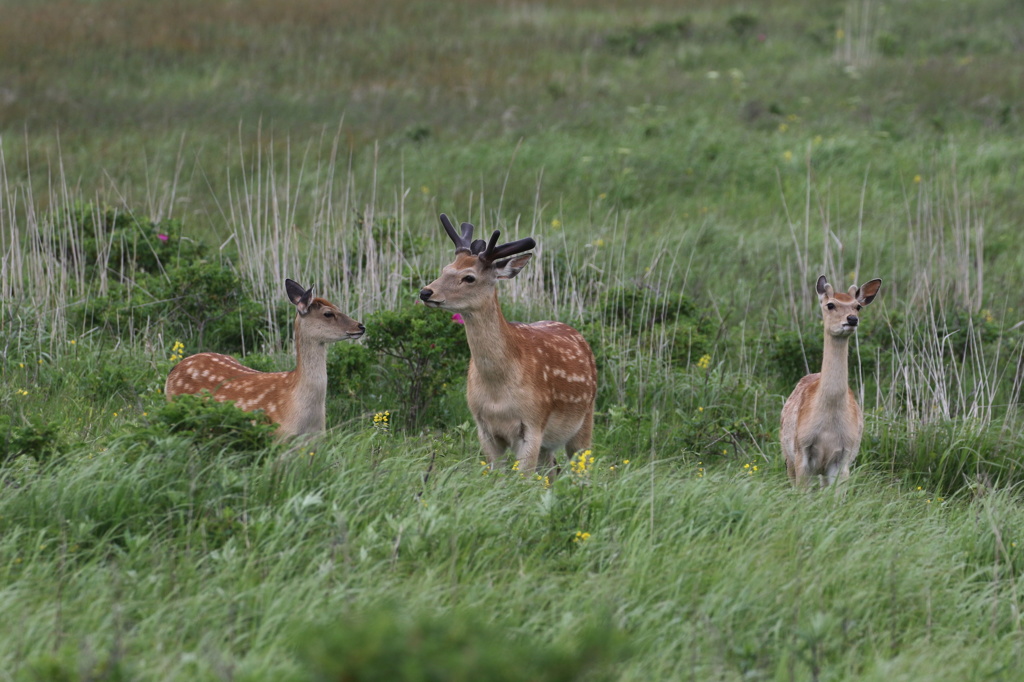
[3,130,1022,424]
[2,430,1024,679]
[3,1,1024,678]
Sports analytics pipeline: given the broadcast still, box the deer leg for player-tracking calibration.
[538,446,557,471]
[477,427,509,469]
[565,413,593,460]
[791,444,816,488]
[511,429,543,473]
[826,458,853,499]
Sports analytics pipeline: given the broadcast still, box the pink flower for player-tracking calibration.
[451,313,465,324]
[157,234,169,242]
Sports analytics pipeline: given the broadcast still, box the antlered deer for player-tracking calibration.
[419,214,597,472]
[165,278,364,436]
[780,274,882,487]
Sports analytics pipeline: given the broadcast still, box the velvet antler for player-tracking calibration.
[438,214,535,265]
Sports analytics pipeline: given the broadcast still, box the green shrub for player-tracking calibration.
[604,19,693,57]
[81,358,155,404]
[727,13,758,40]
[768,329,823,389]
[327,342,376,397]
[293,605,625,682]
[70,260,273,353]
[126,393,279,464]
[365,304,470,430]
[0,415,67,466]
[18,644,131,682]
[52,202,203,279]
[241,352,282,372]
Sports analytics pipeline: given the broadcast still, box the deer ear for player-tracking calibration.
[494,253,533,280]
[286,279,314,315]
[856,278,882,306]
[816,275,833,300]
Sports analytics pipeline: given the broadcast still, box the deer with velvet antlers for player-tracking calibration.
[419,214,597,473]
[780,274,882,487]
[165,278,364,437]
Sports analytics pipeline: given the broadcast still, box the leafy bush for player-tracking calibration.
[126,393,279,464]
[81,358,156,404]
[293,605,625,682]
[767,329,823,389]
[240,352,280,372]
[70,260,274,353]
[726,13,758,40]
[0,415,67,466]
[18,644,131,682]
[364,304,470,430]
[327,343,376,397]
[604,19,693,56]
[52,202,203,278]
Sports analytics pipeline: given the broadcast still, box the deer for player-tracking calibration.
[419,214,597,473]
[780,274,882,487]
[165,278,365,437]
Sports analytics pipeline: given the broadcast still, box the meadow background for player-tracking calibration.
[2,0,1024,679]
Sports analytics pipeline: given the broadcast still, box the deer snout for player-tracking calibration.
[419,288,434,302]
[357,323,366,333]
[846,315,858,327]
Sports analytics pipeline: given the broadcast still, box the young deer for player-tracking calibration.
[780,275,882,487]
[419,214,597,473]
[165,279,364,436]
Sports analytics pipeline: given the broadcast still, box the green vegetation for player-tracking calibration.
[2,0,1024,678]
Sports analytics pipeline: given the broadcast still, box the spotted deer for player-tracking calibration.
[165,278,365,436]
[419,214,597,472]
[780,275,882,487]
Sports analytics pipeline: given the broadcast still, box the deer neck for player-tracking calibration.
[291,315,329,400]
[461,291,520,382]
[818,331,851,405]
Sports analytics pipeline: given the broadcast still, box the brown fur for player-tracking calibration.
[421,249,596,472]
[165,286,363,437]
[780,276,881,487]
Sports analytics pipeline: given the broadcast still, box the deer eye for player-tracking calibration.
[462,275,476,284]
[826,303,836,310]
[323,311,335,318]
[856,305,862,311]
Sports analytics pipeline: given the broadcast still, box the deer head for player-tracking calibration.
[285,278,365,341]
[816,275,882,338]
[419,214,536,312]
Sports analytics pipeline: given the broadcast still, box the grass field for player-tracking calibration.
[2,0,1024,679]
